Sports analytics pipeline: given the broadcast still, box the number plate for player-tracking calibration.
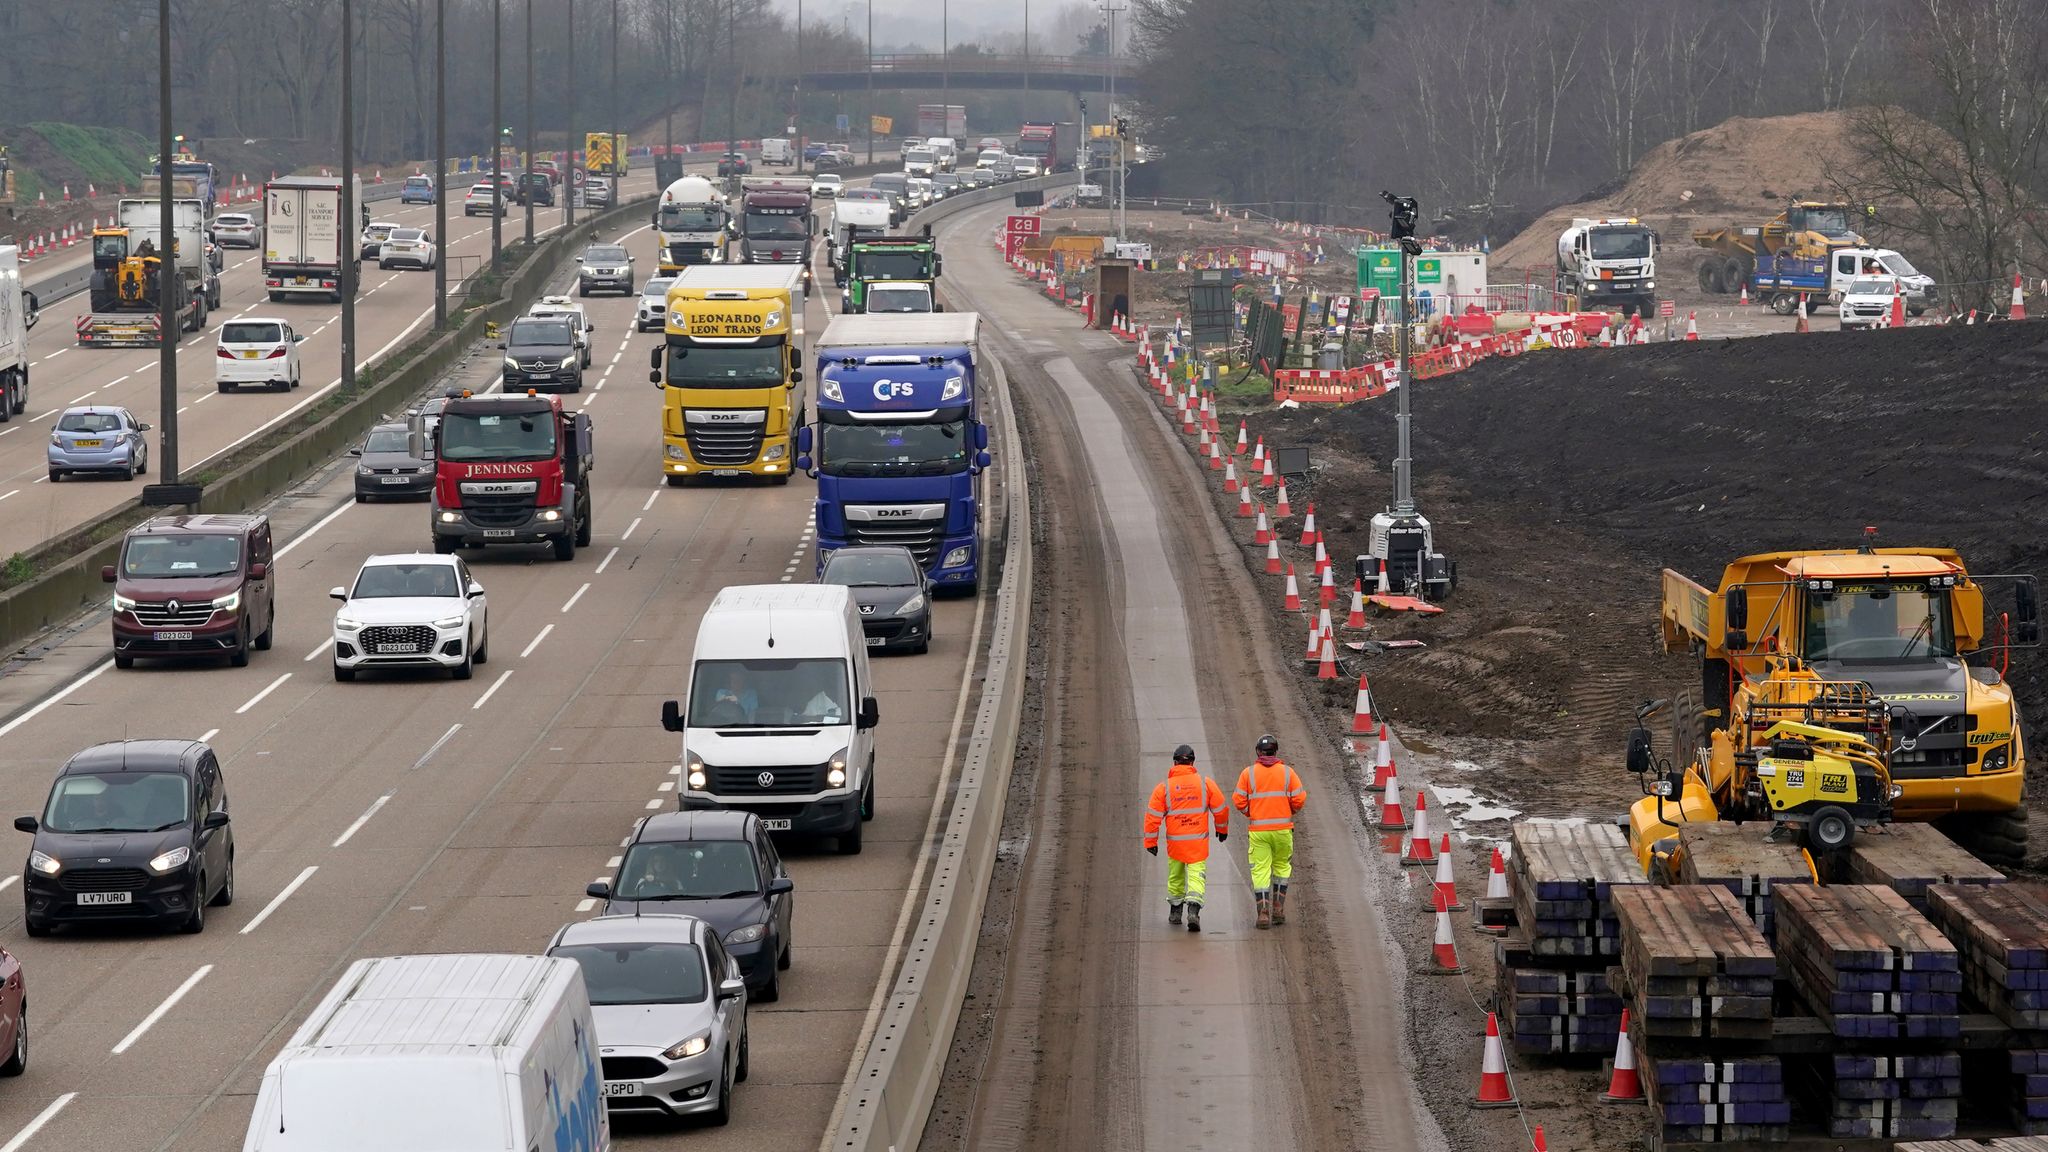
[240,350,262,359]
[601,1082,638,1098]
[711,469,740,477]
[152,631,194,641]
[73,439,102,448]
[76,891,132,906]
[761,818,792,831]
[375,643,419,654]
[482,528,516,539]
[379,476,410,485]
[865,637,884,647]
[293,277,310,285]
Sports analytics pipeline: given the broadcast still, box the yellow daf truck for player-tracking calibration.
[650,264,805,486]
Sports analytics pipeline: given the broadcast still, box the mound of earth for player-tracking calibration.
[1234,319,2048,818]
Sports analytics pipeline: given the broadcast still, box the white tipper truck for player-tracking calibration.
[264,174,361,303]
[0,246,35,422]
[1556,216,1658,319]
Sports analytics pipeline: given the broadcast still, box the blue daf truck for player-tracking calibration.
[797,313,991,594]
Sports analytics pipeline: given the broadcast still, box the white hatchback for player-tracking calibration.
[379,227,437,270]
[810,174,844,198]
[331,553,489,681]
[214,318,305,393]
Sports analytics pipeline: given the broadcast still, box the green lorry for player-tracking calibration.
[838,235,942,313]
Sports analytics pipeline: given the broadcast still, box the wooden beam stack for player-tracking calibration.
[2011,1049,2048,1136]
[1923,883,2048,1030]
[1848,823,2006,912]
[1810,1052,1962,1141]
[1636,1048,1790,1145]
[1490,964,1622,1057]
[1613,883,1775,1042]
[1674,823,1814,942]
[1897,1138,2048,1152]
[1508,821,1646,960]
[1774,885,1962,1041]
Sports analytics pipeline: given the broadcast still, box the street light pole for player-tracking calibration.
[491,0,502,270]
[341,0,358,391]
[524,0,535,244]
[610,0,619,212]
[565,0,576,230]
[156,0,179,483]
[1104,1,1125,242]
[794,0,803,177]
[865,0,873,166]
[433,0,446,328]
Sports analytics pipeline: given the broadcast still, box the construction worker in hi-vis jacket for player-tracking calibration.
[1144,744,1229,933]
[1233,734,1306,929]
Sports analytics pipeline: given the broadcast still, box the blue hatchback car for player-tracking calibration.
[48,406,149,482]
[399,175,436,204]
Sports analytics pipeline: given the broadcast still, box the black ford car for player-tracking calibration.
[498,316,584,393]
[17,740,235,936]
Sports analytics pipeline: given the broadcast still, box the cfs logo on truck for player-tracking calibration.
[871,379,916,401]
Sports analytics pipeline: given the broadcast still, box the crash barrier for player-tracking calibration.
[826,173,1073,1152]
[1270,313,1610,403]
[0,194,655,659]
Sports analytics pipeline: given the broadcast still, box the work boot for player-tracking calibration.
[1168,902,1183,926]
[1272,887,1288,926]
[1255,895,1272,929]
[1186,902,1202,932]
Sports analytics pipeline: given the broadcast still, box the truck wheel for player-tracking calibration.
[11,379,23,417]
[451,648,474,681]
[575,508,593,548]
[1700,263,1722,295]
[1670,691,1708,770]
[432,536,456,554]
[551,532,576,562]
[837,819,863,855]
[1938,809,2029,866]
[666,475,688,488]
[1805,806,1855,853]
[0,381,12,424]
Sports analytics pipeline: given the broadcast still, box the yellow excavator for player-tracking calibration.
[1625,529,2039,872]
[82,227,194,346]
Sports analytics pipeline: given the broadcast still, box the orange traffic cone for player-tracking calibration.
[1318,564,1336,607]
[1738,283,1750,306]
[1404,791,1436,866]
[1350,672,1376,733]
[1264,539,1283,574]
[1533,1127,1548,1151]
[1253,506,1272,545]
[1429,888,1464,973]
[1484,846,1509,900]
[1237,484,1254,518]
[1473,1013,1516,1106]
[1206,433,1223,471]
[1378,771,1408,830]
[1282,565,1301,611]
[1313,538,1330,577]
[1601,1009,1644,1103]
[1598,324,1613,348]
[1272,485,1292,520]
[1233,422,1247,456]
[1430,835,1463,911]
[1345,581,1367,629]
[1251,437,1265,468]
[1304,617,1322,663]
[2012,273,2029,320]
[1795,293,1810,333]
[1684,312,1699,340]
[1298,503,1318,547]
[1370,723,1395,791]
[1259,454,1276,489]
[1223,460,1240,493]
[1316,632,1338,680]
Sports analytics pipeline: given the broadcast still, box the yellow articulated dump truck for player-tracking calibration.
[649,264,805,486]
[1625,529,2040,872]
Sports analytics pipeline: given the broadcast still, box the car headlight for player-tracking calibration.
[439,510,460,523]
[113,592,138,612]
[503,357,520,372]
[433,614,467,629]
[1645,281,1655,290]
[28,851,59,876]
[826,746,849,789]
[663,1033,711,1061]
[538,508,562,522]
[762,309,783,327]
[1983,744,2011,773]
[335,615,363,631]
[941,376,965,402]
[898,593,926,614]
[48,435,60,448]
[685,749,706,790]
[358,465,374,476]
[725,923,767,945]
[148,846,191,874]
[212,591,241,612]
[560,355,578,370]
[763,443,787,462]
[820,376,844,402]
[942,545,971,569]
[665,443,688,460]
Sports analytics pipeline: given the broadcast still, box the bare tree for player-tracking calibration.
[1592,16,1655,176]
[1807,0,1878,110]
[1736,0,1784,114]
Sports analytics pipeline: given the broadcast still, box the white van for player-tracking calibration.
[759,137,794,166]
[661,584,879,854]
[925,137,958,171]
[242,954,611,1152]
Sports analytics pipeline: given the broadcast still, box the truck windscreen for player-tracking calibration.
[744,214,808,242]
[819,418,969,477]
[666,340,786,389]
[439,410,558,463]
[1589,230,1651,260]
[1802,583,1957,661]
[660,204,724,230]
[856,251,931,280]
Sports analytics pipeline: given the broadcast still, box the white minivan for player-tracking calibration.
[760,137,794,166]
[926,137,958,171]
[215,317,305,393]
[241,953,611,1152]
[662,585,879,854]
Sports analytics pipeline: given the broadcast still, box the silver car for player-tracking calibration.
[48,406,149,482]
[547,914,749,1125]
[213,212,262,249]
[637,276,676,332]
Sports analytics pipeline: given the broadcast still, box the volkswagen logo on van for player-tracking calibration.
[757,771,776,788]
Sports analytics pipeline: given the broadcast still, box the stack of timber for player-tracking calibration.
[1923,884,2048,1134]
[1798,1052,1962,1141]
[1897,1138,2048,1151]
[1847,823,2005,912]
[1673,823,1813,942]
[1635,1050,1791,1145]
[1493,821,1646,1055]
[2010,1050,2048,1137]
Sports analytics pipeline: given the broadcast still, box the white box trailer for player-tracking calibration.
[0,247,32,420]
[241,953,612,1152]
[264,175,362,303]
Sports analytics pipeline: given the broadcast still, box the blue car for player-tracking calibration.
[48,406,149,482]
[803,142,829,162]
[399,175,436,204]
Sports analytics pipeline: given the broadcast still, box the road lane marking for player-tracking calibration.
[519,624,554,658]
[644,798,661,809]
[561,582,590,613]
[0,1092,77,1152]
[238,866,319,935]
[0,877,15,894]
[303,636,336,662]
[594,546,619,575]
[234,673,293,714]
[198,728,218,743]
[471,669,513,709]
[274,501,353,558]
[575,897,598,912]
[642,490,659,511]
[0,491,16,502]
[332,794,392,847]
[413,723,462,769]
[111,965,213,1054]
[621,517,641,540]
[607,856,622,868]
[0,661,110,740]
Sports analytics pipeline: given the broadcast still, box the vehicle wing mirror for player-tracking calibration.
[789,368,803,383]
[496,341,507,349]
[574,256,584,263]
[974,423,989,451]
[767,876,795,895]
[975,450,992,471]
[467,582,485,598]
[249,562,269,581]
[348,446,362,456]
[1724,586,1748,630]
[796,426,813,453]
[102,565,117,583]
[648,346,662,370]
[661,699,684,732]
[717,976,747,1000]
[1626,725,1653,775]
[202,811,230,830]
[857,696,880,730]
[13,817,36,834]
[585,880,611,899]
[329,586,348,601]
[934,255,944,277]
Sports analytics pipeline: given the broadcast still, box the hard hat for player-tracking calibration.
[1256,734,1280,755]
[1171,744,1196,764]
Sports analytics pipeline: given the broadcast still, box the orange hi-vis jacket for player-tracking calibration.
[1232,756,1306,831]
[1145,762,1228,864]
